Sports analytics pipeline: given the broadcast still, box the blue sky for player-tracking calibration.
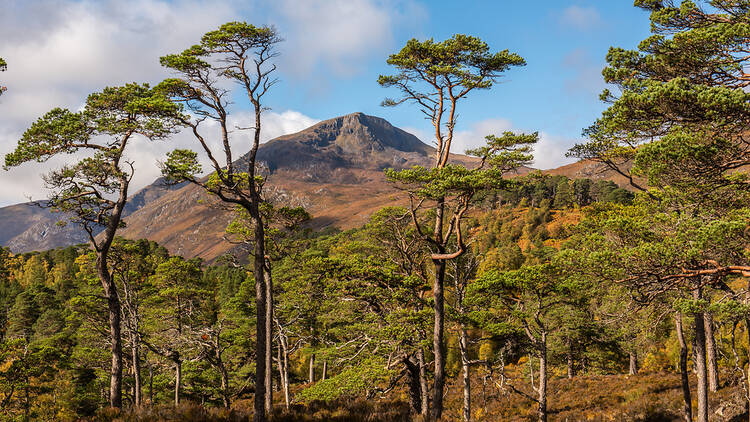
[0,0,654,206]
[267,1,652,144]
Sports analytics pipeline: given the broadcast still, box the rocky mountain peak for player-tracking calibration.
[253,112,433,179]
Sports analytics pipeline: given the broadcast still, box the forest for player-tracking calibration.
[1,1,750,421]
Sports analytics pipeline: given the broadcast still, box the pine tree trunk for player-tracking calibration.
[277,338,290,410]
[106,283,123,409]
[418,348,429,417]
[174,358,182,406]
[537,333,547,422]
[250,205,267,422]
[676,311,693,422]
[629,351,638,376]
[264,265,273,414]
[131,341,142,407]
[529,354,535,389]
[404,355,423,415]
[431,258,447,422]
[460,327,471,422]
[148,358,154,405]
[566,350,575,379]
[704,312,719,392]
[693,288,708,422]
[309,353,315,383]
[220,366,230,408]
[322,360,328,381]
[282,351,290,409]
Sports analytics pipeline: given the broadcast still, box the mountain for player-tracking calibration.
[116,112,480,260]
[0,179,185,253]
[4,112,619,260]
[546,159,637,188]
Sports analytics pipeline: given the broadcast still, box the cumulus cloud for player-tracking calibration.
[405,118,577,170]
[559,5,602,31]
[451,118,515,155]
[0,0,244,205]
[272,0,426,78]
[0,0,418,206]
[122,110,319,194]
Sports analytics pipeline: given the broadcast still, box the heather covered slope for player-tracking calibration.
[106,112,483,261]
[0,113,478,257]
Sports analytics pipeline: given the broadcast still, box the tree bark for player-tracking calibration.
[322,360,328,381]
[675,311,693,422]
[537,333,547,422]
[220,365,230,409]
[704,312,719,392]
[174,358,182,406]
[148,356,153,405]
[277,339,290,409]
[131,341,142,407]
[431,258,446,421]
[629,351,638,376]
[250,204,267,422]
[567,351,575,379]
[418,348,429,417]
[263,265,273,414]
[105,283,123,409]
[95,175,129,410]
[692,288,708,422]
[459,326,471,422]
[404,355,423,415]
[308,353,315,383]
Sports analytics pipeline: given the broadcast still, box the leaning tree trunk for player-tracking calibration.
[693,288,709,422]
[264,265,273,413]
[629,351,638,376]
[676,312,693,422]
[322,360,328,381]
[460,326,472,422]
[704,312,719,392]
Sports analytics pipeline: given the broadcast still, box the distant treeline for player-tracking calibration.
[481,172,633,209]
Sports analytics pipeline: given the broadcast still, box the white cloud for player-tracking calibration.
[273,0,426,78]
[559,5,602,31]
[532,132,578,170]
[451,118,515,155]
[415,118,577,170]
[0,0,328,207]
[123,110,319,192]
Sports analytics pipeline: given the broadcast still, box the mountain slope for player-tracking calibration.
[118,112,477,260]
[0,179,185,253]
[3,112,623,259]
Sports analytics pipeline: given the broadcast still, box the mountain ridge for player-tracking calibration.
[0,112,612,258]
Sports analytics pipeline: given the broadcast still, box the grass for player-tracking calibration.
[90,371,748,421]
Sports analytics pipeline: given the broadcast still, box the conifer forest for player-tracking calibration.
[1,1,750,421]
